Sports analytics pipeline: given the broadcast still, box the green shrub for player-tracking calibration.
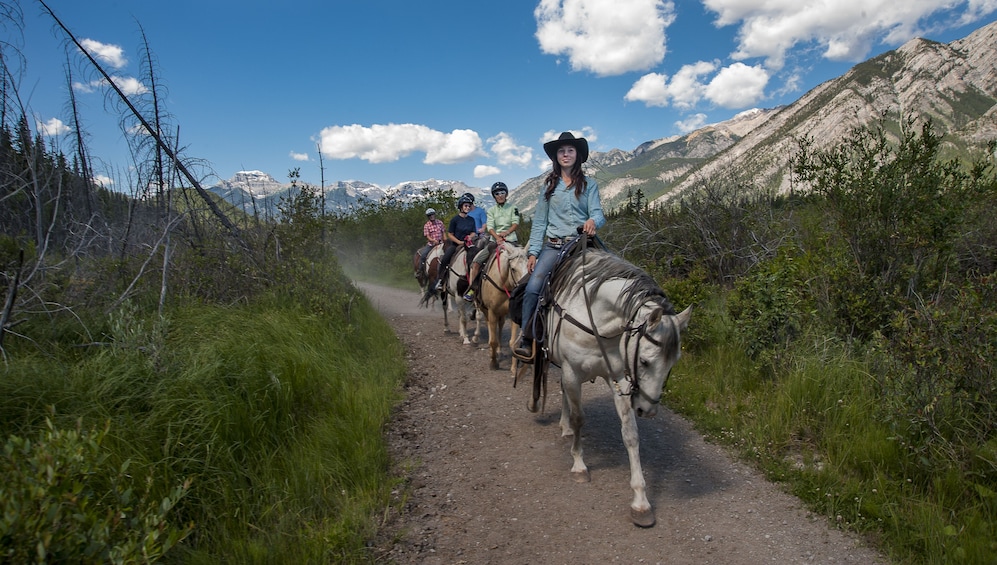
[726,249,809,368]
[0,419,192,564]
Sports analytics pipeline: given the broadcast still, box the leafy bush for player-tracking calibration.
[0,420,192,564]
[726,249,809,369]
[882,275,997,472]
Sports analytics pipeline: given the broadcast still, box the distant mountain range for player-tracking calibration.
[211,20,996,219]
[208,171,492,217]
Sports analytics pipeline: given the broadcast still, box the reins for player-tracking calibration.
[548,237,671,406]
[480,243,522,297]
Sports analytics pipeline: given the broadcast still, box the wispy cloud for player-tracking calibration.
[289,151,310,161]
[675,113,708,133]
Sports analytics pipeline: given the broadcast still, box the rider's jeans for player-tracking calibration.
[521,243,561,335]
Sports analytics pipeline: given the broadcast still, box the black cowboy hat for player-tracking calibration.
[543,131,589,164]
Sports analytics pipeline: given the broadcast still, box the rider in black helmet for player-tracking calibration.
[434,195,478,292]
[464,182,520,302]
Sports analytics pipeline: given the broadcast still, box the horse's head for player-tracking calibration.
[628,302,693,417]
[500,243,530,287]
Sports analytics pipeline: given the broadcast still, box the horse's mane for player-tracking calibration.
[549,246,675,318]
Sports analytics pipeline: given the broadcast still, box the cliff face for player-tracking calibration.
[647,20,997,206]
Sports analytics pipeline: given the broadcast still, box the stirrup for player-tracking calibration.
[512,340,535,363]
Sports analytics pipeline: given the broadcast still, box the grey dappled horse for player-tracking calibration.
[530,241,692,527]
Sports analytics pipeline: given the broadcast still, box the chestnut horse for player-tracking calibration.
[474,243,529,372]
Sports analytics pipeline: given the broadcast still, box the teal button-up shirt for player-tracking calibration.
[526,178,605,257]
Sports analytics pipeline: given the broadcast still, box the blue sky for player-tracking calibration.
[15,0,997,192]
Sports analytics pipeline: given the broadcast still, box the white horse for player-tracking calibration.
[475,242,530,372]
[442,246,483,345]
[529,241,692,528]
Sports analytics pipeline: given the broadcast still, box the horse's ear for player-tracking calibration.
[645,307,663,330]
[675,304,693,332]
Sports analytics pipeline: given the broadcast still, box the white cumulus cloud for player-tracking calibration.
[318,123,484,165]
[535,0,677,76]
[540,127,598,146]
[37,117,70,136]
[109,76,148,96]
[474,165,501,178]
[704,63,769,108]
[675,113,708,133]
[488,132,533,167]
[80,38,127,69]
[625,61,717,108]
[702,0,997,69]
[289,151,310,161]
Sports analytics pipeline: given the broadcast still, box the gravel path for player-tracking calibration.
[360,281,887,564]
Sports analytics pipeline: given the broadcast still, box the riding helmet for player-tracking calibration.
[425,208,436,216]
[456,194,474,209]
[490,182,508,198]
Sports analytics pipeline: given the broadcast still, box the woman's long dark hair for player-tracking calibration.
[543,158,587,201]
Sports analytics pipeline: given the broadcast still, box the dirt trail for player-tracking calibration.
[360,282,886,564]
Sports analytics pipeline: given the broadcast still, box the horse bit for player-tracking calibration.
[550,293,675,406]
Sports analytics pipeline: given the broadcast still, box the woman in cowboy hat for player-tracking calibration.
[514,131,605,361]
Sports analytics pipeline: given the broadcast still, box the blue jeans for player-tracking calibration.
[521,243,562,338]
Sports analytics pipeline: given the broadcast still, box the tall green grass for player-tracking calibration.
[1,286,406,563]
[665,298,997,563]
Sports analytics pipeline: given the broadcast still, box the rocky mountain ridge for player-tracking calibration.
[212,20,996,219]
[208,172,489,216]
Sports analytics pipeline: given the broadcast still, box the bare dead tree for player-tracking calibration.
[38,0,250,253]
[64,61,94,218]
[0,249,22,354]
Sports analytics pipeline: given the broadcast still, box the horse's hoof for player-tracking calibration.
[490,360,500,370]
[571,469,591,483]
[630,507,656,528]
[527,399,539,413]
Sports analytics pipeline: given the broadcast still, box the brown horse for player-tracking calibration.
[414,244,443,310]
[474,243,529,372]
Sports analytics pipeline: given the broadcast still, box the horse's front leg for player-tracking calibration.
[487,315,501,370]
[471,306,482,344]
[508,322,519,378]
[442,294,450,333]
[560,371,589,482]
[611,386,655,527]
[458,305,471,345]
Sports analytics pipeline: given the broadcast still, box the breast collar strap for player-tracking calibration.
[550,300,667,406]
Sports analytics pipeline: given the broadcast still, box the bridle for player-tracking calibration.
[550,297,675,406]
[481,244,526,296]
[548,235,676,406]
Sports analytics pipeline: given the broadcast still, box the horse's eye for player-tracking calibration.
[639,358,649,367]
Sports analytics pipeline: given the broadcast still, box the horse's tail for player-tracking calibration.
[418,286,433,308]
